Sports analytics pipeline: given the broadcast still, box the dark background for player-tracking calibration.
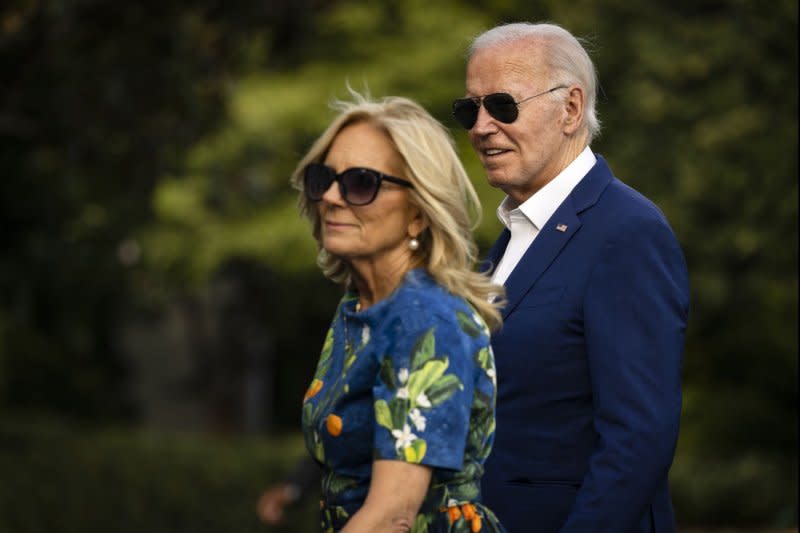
[1,1,797,531]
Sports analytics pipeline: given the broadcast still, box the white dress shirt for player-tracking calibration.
[491,147,597,286]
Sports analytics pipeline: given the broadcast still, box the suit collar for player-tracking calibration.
[569,154,614,214]
[488,155,615,318]
[509,146,597,230]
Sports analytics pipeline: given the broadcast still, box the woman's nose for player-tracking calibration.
[320,178,345,205]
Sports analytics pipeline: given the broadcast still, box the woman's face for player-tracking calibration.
[317,121,422,270]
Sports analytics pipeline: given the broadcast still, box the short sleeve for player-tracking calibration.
[371,308,477,471]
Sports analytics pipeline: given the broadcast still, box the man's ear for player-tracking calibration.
[563,86,585,135]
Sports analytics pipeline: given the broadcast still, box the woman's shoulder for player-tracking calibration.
[389,270,488,338]
[394,270,469,314]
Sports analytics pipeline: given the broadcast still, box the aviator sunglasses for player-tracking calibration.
[303,163,414,206]
[452,85,568,129]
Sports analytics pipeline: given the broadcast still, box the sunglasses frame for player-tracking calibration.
[303,163,413,206]
[452,85,568,129]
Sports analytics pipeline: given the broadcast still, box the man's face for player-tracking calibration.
[465,41,569,205]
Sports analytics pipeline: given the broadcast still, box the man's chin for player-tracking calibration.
[485,171,509,189]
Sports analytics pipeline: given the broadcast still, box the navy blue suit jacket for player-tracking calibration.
[481,156,689,532]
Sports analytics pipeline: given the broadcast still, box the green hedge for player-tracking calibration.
[671,450,797,528]
[0,416,319,533]
[0,416,796,532]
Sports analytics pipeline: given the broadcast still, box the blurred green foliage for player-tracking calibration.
[0,419,793,531]
[0,416,318,532]
[1,0,797,528]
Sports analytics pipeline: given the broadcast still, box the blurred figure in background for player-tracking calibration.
[280,92,507,532]
[256,458,319,525]
[452,22,690,532]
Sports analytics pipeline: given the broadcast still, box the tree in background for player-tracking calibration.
[0,0,328,419]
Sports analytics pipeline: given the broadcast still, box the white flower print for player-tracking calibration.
[473,311,490,337]
[361,324,370,347]
[409,408,427,431]
[487,367,496,387]
[397,386,410,400]
[415,392,431,408]
[391,424,417,451]
[397,368,409,384]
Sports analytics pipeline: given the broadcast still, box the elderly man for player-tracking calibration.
[453,22,689,532]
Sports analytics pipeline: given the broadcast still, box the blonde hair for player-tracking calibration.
[290,91,504,331]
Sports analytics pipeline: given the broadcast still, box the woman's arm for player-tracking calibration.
[341,459,432,532]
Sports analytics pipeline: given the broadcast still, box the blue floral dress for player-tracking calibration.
[302,269,506,532]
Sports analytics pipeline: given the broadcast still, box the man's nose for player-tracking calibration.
[471,105,499,135]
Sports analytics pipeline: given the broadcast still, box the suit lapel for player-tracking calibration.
[495,155,615,319]
[480,228,510,275]
[502,203,581,318]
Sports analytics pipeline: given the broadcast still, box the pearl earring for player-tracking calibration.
[409,237,420,251]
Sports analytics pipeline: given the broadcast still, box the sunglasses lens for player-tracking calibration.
[484,93,519,123]
[452,98,479,129]
[341,168,380,205]
[452,93,519,129]
[304,164,335,201]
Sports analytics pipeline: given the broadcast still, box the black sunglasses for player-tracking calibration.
[303,163,413,206]
[452,85,568,129]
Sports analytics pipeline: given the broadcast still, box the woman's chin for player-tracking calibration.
[322,243,354,260]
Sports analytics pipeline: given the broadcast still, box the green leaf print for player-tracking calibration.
[328,476,358,494]
[379,357,399,390]
[315,437,325,463]
[374,399,393,430]
[410,513,430,533]
[468,390,496,460]
[475,346,491,370]
[451,480,480,502]
[472,388,489,410]
[321,325,334,354]
[403,438,427,463]
[323,472,359,495]
[470,391,493,431]
[302,401,313,422]
[408,357,448,404]
[302,402,323,462]
[390,397,409,428]
[316,327,335,378]
[410,328,436,370]
[425,374,463,407]
[467,427,485,455]
[457,310,482,338]
[460,461,482,481]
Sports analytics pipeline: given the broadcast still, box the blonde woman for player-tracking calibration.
[293,92,506,532]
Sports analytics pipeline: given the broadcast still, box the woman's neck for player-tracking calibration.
[349,253,416,310]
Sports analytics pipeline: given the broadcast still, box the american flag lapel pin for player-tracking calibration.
[556,223,568,232]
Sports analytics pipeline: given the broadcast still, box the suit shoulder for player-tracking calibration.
[600,178,672,226]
